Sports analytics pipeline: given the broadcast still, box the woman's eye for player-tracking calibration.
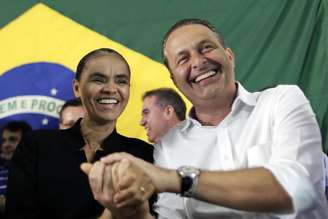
[91,77,105,83]
[116,78,129,85]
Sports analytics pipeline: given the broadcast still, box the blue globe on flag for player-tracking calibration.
[0,62,75,130]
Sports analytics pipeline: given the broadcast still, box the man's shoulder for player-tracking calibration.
[256,84,306,104]
[254,84,311,119]
[158,120,189,145]
[258,84,302,96]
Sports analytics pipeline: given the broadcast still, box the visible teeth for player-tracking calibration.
[194,70,216,83]
[97,98,118,104]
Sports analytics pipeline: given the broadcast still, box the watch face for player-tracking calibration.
[177,166,200,197]
[178,166,200,177]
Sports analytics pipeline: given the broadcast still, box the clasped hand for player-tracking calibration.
[81,155,154,217]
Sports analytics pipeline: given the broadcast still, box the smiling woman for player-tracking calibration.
[73,49,130,128]
[5,48,155,219]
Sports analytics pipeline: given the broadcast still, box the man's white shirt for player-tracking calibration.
[154,83,328,219]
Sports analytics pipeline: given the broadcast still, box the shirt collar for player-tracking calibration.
[182,82,257,129]
[65,118,120,151]
[234,82,257,106]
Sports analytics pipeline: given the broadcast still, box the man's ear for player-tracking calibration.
[164,105,174,119]
[225,47,235,68]
[72,79,80,97]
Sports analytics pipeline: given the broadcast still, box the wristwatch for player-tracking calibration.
[176,165,200,197]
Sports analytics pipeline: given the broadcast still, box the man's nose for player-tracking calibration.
[191,52,207,70]
[140,116,146,126]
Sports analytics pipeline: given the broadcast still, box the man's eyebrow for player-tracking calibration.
[176,50,188,57]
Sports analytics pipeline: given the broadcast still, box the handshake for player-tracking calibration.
[80,152,177,218]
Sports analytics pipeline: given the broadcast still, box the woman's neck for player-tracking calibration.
[80,117,116,147]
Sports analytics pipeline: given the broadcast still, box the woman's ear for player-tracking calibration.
[72,79,80,97]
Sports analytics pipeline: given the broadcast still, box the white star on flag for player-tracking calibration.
[50,88,58,96]
[42,118,49,125]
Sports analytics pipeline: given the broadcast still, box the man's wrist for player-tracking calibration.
[156,168,181,193]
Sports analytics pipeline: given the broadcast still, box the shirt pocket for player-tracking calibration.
[246,141,272,167]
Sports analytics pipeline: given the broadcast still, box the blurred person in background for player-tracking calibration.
[0,121,31,215]
[59,97,85,130]
[140,88,186,144]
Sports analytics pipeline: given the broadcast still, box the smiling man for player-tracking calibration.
[140,88,186,144]
[84,19,328,219]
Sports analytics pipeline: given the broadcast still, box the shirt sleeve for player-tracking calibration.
[264,85,324,214]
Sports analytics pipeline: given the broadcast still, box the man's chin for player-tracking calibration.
[147,136,156,144]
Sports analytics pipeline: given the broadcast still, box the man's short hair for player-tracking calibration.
[142,88,186,121]
[2,121,32,134]
[59,98,83,122]
[162,18,226,69]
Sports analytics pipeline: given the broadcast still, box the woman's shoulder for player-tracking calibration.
[115,133,154,162]
[116,132,152,147]
[24,128,61,140]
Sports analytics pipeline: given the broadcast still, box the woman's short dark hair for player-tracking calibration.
[75,48,130,81]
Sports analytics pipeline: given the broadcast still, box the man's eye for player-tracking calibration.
[177,57,188,65]
[202,44,214,52]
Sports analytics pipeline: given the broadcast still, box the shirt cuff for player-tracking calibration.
[264,161,316,214]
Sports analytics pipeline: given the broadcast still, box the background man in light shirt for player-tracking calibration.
[140,88,186,144]
[82,18,328,219]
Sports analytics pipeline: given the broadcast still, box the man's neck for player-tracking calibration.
[192,84,238,126]
[193,105,232,126]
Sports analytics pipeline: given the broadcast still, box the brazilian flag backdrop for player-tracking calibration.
[0,0,327,152]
